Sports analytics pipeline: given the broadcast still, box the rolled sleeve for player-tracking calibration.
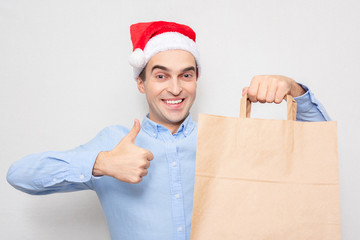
[294,83,331,122]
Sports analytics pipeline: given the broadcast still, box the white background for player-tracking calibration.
[1,0,359,239]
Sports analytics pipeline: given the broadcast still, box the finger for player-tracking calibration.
[146,150,154,161]
[247,77,259,102]
[140,158,150,169]
[144,160,150,169]
[140,169,148,177]
[123,119,141,143]
[132,176,142,184]
[242,87,249,96]
[257,81,269,103]
[274,88,286,104]
[265,79,277,103]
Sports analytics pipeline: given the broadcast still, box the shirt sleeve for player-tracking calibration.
[6,126,116,195]
[294,83,331,122]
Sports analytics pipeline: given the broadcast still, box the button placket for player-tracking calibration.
[165,142,186,239]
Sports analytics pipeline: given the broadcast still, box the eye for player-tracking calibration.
[183,73,192,78]
[156,74,166,79]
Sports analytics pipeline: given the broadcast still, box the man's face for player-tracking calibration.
[137,50,197,131]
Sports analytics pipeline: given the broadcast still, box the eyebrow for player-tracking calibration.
[182,66,196,73]
[151,65,196,73]
[151,65,168,73]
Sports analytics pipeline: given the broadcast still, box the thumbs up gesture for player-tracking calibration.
[92,119,154,183]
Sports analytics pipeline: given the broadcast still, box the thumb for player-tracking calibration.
[123,119,141,143]
[242,87,249,96]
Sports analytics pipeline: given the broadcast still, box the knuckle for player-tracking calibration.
[131,176,142,184]
[250,76,259,86]
[266,76,275,83]
[251,75,258,81]
[136,169,143,176]
[274,97,283,104]
[247,88,257,97]
[263,75,271,82]
[277,80,286,88]
[252,75,262,81]
[257,95,265,102]
[265,96,274,103]
[139,159,147,168]
[144,160,150,169]
[141,151,149,158]
[144,150,153,160]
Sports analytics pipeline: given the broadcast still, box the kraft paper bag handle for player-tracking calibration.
[240,94,297,121]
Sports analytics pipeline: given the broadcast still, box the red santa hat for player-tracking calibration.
[129,21,200,79]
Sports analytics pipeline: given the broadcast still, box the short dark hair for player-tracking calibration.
[138,64,147,81]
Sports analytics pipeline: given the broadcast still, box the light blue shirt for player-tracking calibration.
[7,87,330,240]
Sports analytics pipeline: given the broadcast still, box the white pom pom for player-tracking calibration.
[128,48,146,68]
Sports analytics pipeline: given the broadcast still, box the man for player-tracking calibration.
[7,21,330,239]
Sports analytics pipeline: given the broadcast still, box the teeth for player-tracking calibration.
[165,99,183,104]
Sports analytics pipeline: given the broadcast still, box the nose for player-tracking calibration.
[167,78,182,96]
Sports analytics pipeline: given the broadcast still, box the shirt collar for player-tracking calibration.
[141,113,195,139]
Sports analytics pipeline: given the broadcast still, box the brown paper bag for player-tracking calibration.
[191,95,341,240]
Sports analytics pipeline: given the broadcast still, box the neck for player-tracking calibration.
[148,114,189,135]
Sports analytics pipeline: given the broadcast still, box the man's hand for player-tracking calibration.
[242,75,306,103]
[92,119,154,184]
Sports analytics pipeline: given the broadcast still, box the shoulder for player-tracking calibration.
[83,124,131,150]
[97,124,131,140]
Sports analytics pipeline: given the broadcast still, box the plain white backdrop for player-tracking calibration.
[1,0,359,239]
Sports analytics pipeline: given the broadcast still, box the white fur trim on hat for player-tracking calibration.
[129,48,146,68]
[132,32,200,79]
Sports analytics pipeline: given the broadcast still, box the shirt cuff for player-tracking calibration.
[66,150,101,183]
[293,83,314,113]
[293,82,331,121]
[36,150,101,188]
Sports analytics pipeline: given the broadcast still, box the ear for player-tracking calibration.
[137,77,146,94]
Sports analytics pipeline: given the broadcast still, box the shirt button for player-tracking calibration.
[79,174,84,180]
[177,227,183,232]
[172,161,177,167]
[52,178,57,182]
[175,194,180,199]
[153,133,156,136]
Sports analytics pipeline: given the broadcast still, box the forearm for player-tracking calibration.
[294,84,331,122]
[7,150,100,195]
[7,126,117,195]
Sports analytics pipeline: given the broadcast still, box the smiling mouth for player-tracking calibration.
[162,98,185,104]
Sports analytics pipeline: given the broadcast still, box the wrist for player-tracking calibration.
[290,81,306,97]
[92,151,110,176]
